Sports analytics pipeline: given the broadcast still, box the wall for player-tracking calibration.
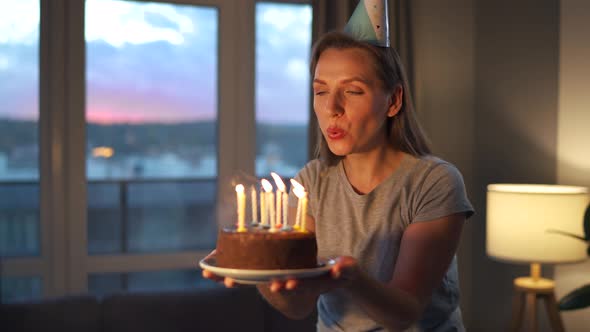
[473,0,560,330]
[412,0,573,330]
[555,0,590,331]
[411,0,476,325]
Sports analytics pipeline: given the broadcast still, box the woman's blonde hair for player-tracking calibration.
[310,31,431,165]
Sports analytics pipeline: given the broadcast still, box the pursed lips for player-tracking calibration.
[326,126,347,139]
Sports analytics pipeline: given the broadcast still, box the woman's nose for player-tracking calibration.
[324,92,344,117]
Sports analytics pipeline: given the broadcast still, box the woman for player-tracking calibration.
[204,31,474,332]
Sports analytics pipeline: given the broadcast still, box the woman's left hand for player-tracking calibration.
[267,256,361,294]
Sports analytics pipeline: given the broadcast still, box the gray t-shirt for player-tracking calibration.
[290,154,474,332]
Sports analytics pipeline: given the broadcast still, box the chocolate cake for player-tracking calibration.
[216,226,317,270]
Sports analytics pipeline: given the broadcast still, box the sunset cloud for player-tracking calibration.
[1,1,311,125]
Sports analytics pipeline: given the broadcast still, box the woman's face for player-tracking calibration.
[312,47,400,157]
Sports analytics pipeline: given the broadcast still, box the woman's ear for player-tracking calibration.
[387,85,403,117]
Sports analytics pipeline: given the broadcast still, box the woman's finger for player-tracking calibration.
[224,277,236,288]
[270,280,286,292]
[285,278,299,290]
[331,266,342,279]
[331,256,359,281]
[202,269,223,282]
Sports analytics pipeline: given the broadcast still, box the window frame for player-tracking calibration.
[1,0,310,300]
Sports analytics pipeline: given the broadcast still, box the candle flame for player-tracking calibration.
[235,184,244,193]
[293,186,306,198]
[290,179,304,191]
[261,179,273,192]
[270,172,286,192]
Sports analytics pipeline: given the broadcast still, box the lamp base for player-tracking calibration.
[510,277,565,332]
[514,276,554,292]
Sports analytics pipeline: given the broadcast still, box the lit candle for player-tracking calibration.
[294,197,302,229]
[300,190,308,232]
[250,185,258,224]
[271,172,286,230]
[282,189,288,230]
[268,189,275,231]
[291,179,303,229]
[235,184,246,232]
[261,179,273,228]
[291,179,308,232]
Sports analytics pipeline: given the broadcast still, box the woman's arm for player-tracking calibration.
[343,212,465,331]
[256,281,319,320]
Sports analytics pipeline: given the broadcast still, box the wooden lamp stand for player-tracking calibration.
[510,263,565,332]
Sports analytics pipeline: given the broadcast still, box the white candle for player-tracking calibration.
[271,172,286,229]
[275,191,282,228]
[260,189,266,226]
[294,196,302,229]
[235,184,246,232]
[268,190,275,230]
[290,179,305,229]
[261,179,273,227]
[251,185,257,224]
[282,191,288,229]
[300,191,308,232]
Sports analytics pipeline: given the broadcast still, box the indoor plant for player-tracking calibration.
[549,204,590,311]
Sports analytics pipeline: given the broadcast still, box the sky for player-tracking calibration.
[0,0,311,125]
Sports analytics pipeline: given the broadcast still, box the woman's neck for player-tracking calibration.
[342,145,405,195]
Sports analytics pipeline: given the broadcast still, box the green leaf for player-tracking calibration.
[559,284,590,311]
[584,203,590,241]
[546,229,587,242]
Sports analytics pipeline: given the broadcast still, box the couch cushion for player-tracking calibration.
[0,295,101,332]
[101,287,266,332]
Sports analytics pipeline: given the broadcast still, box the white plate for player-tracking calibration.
[199,255,336,285]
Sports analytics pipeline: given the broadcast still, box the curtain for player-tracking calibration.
[308,0,414,158]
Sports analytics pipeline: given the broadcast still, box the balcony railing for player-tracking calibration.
[0,178,218,258]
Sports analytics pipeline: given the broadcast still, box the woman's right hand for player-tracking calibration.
[266,256,360,294]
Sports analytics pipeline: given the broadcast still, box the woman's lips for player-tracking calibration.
[327,127,346,140]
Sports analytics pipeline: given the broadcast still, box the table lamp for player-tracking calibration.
[486,184,589,332]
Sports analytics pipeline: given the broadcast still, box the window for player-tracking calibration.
[0,0,41,303]
[1,276,42,303]
[88,269,220,297]
[0,0,312,301]
[255,2,311,177]
[85,1,218,259]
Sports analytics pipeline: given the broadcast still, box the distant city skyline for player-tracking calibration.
[0,0,311,125]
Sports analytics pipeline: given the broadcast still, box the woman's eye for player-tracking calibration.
[314,91,327,96]
[346,90,363,95]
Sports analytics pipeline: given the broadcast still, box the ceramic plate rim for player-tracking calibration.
[199,255,335,284]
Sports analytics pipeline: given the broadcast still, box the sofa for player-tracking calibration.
[1,287,317,332]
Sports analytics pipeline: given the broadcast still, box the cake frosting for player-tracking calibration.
[216,226,317,270]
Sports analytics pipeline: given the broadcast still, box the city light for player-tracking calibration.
[92,146,114,158]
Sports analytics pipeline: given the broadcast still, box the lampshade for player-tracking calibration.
[486,184,589,264]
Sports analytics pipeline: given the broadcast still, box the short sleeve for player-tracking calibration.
[412,162,475,223]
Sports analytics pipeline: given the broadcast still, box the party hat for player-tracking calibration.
[343,0,390,47]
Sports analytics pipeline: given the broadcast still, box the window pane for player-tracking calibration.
[88,180,217,254]
[0,0,40,258]
[88,269,220,297]
[1,276,42,303]
[255,3,312,177]
[85,1,218,254]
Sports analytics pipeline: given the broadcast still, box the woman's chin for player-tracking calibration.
[327,144,352,157]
